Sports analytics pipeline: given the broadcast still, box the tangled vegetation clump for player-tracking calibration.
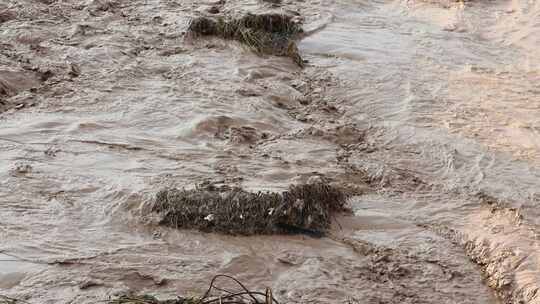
[108,295,194,304]
[187,13,304,67]
[2,275,280,304]
[0,296,17,304]
[152,182,348,236]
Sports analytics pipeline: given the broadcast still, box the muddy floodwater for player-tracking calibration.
[1,0,539,303]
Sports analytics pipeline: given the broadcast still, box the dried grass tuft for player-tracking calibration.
[152,182,348,236]
[187,13,304,67]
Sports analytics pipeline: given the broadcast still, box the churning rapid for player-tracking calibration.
[1,0,539,303]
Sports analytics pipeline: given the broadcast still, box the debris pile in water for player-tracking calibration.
[152,182,348,236]
[107,295,196,304]
[0,296,17,304]
[1,275,279,304]
[187,13,304,67]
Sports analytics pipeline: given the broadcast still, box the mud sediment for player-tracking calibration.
[426,215,540,304]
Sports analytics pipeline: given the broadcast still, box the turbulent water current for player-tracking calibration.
[1,0,539,303]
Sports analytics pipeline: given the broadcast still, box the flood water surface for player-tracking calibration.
[1,0,539,303]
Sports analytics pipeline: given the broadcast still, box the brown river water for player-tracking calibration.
[1,0,539,303]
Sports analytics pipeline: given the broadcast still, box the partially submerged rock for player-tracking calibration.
[187,13,304,67]
[152,182,348,236]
